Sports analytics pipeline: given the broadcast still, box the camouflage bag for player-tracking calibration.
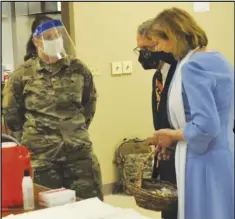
[114,138,154,195]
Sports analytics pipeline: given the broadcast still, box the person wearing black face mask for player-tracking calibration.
[138,49,177,134]
[136,19,178,219]
[138,49,176,70]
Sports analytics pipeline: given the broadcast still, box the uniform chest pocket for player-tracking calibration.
[22,75,53,109]
[59,73,84,104]
[22,75,46,95]
[23,75,51,99]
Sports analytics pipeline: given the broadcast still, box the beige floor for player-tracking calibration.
[104,194,162,219]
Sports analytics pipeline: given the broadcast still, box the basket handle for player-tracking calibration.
[134,146,158,188]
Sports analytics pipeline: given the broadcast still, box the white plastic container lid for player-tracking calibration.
[1,142,17,148]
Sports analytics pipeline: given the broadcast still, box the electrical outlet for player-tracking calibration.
[122,61,132,74]
[111,62,122,75]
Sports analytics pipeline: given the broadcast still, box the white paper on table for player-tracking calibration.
[3,214,16,219]
[193,2,210,12]
[5,198,153,219]
[100,209,153,219]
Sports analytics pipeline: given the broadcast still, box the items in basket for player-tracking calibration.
[127,149,178,212]
[150,187,177,197]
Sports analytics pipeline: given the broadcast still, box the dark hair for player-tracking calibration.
[24,15,53,62]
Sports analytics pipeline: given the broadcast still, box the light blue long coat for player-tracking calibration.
[181,52,234,219]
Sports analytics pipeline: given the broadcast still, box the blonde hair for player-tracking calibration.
[147,7,208,59]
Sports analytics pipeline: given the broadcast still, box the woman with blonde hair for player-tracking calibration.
[147,7,234,219]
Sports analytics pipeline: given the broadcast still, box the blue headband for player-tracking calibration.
[33,20,63,37]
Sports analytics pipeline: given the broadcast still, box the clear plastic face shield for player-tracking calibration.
[33,20,76,64]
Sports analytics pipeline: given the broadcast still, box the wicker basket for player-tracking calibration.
[126,149,178,212]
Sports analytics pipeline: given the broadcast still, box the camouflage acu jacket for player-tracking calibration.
[2,57,97,161]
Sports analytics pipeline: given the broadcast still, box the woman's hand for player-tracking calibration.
[147,129,185,164]
[157,129,177,149]
[148,129,178,149]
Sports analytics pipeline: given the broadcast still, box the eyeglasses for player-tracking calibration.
[133,44,156,55]
[133,47,141,55]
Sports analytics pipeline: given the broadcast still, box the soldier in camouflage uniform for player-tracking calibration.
[2,16,103,201]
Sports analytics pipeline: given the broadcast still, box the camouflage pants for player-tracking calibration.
[33,152,103,201]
